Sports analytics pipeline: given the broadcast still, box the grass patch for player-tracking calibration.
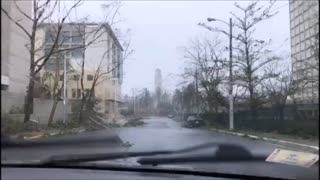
[48,120,81,130]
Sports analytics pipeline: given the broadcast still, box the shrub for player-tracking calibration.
[8,106,24,114]
[1,114,25,135]
[48,119,81,130]
[123,117,145,127]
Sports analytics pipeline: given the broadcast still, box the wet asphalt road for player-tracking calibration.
[114,116,319,179]
[2,116,318,179]
[116,116,280,154]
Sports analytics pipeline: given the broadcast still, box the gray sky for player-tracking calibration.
[76,0,291,96]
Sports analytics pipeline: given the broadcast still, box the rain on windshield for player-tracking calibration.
[1,0,319,171]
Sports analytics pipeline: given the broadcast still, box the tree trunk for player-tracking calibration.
[24,76,35,123]
[79,97,86,123]
[79,61,86,122]
[248,85,256,123]
[278,103,286,130]
[24,52,35,123]
[24,2,37,123]
[48,97,58,126]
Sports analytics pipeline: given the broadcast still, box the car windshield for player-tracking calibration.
[1,0,319,178]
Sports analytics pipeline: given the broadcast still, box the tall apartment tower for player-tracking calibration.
[155,68,162,93]
[289,0,319,103]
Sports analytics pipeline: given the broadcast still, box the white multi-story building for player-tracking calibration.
[36,23,123,117]
[1,0,31,94]
[289,0,319,103]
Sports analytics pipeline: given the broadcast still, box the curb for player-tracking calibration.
[212,128,319,151]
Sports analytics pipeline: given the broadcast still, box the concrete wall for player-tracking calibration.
[1,91,25,114]
[1,90,69,125]
[33,98,70,125]
[1,0,32,94]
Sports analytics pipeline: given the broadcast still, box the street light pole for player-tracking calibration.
[229,18,234,130]
[132,88,135,115]
[206,17,234,130]
[114,79,117,122]
[60,0,67,124]
[63,52,67,124]
[195,68,199,116]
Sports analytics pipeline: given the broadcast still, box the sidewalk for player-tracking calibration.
[210,128,319,152]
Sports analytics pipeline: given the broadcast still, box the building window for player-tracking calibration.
[59,31,71,43]
[306,29,310,38]
[293,45,297,53]
[301,51,306,59]
[310,27,314,35]
[87,74,93,81]
[72,48,83,59]
[296,44,300,52]
[85,88,90,97]
[72,32,82,43]
[299,31,304,42]
[1,84,8,91]
[72,89,76,98]
[306,38,311,47]
[294,18,298,27]
[77,89,81,98]
[73,74,80,80]
[307,20,311,29]
[45,32,56,43]
[300,23,304,32]
[306,48,311,57]
[291,28,295,37]
[57,89,63,99]
[302,41,306,50]
[291,20,294,28]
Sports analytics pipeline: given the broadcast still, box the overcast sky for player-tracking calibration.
[75,0,291,96]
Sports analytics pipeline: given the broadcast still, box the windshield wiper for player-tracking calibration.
[137,144,266,165]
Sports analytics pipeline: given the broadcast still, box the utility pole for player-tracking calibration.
[132,88,135,115]
[205,17,234,130]
[114,79,117,122]
[60,0,67,124]
[229,18,234,130]
[195,68,199,116]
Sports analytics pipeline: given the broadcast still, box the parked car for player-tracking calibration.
[168,114,174,118]
[184,115,204,128]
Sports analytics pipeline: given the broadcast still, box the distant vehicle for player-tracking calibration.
[168,114,174,118]
[184,115,203,128]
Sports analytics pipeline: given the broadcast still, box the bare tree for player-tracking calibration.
[182,37,227,113]
[2,0,132,124]
[226,1,281,122]
[1,0,84,123]
[262,61,305,127]
[76,24,133,123]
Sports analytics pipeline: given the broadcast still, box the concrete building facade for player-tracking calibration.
[289,0,319,103]
[36,23,123,117]
[1,0,32,94]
